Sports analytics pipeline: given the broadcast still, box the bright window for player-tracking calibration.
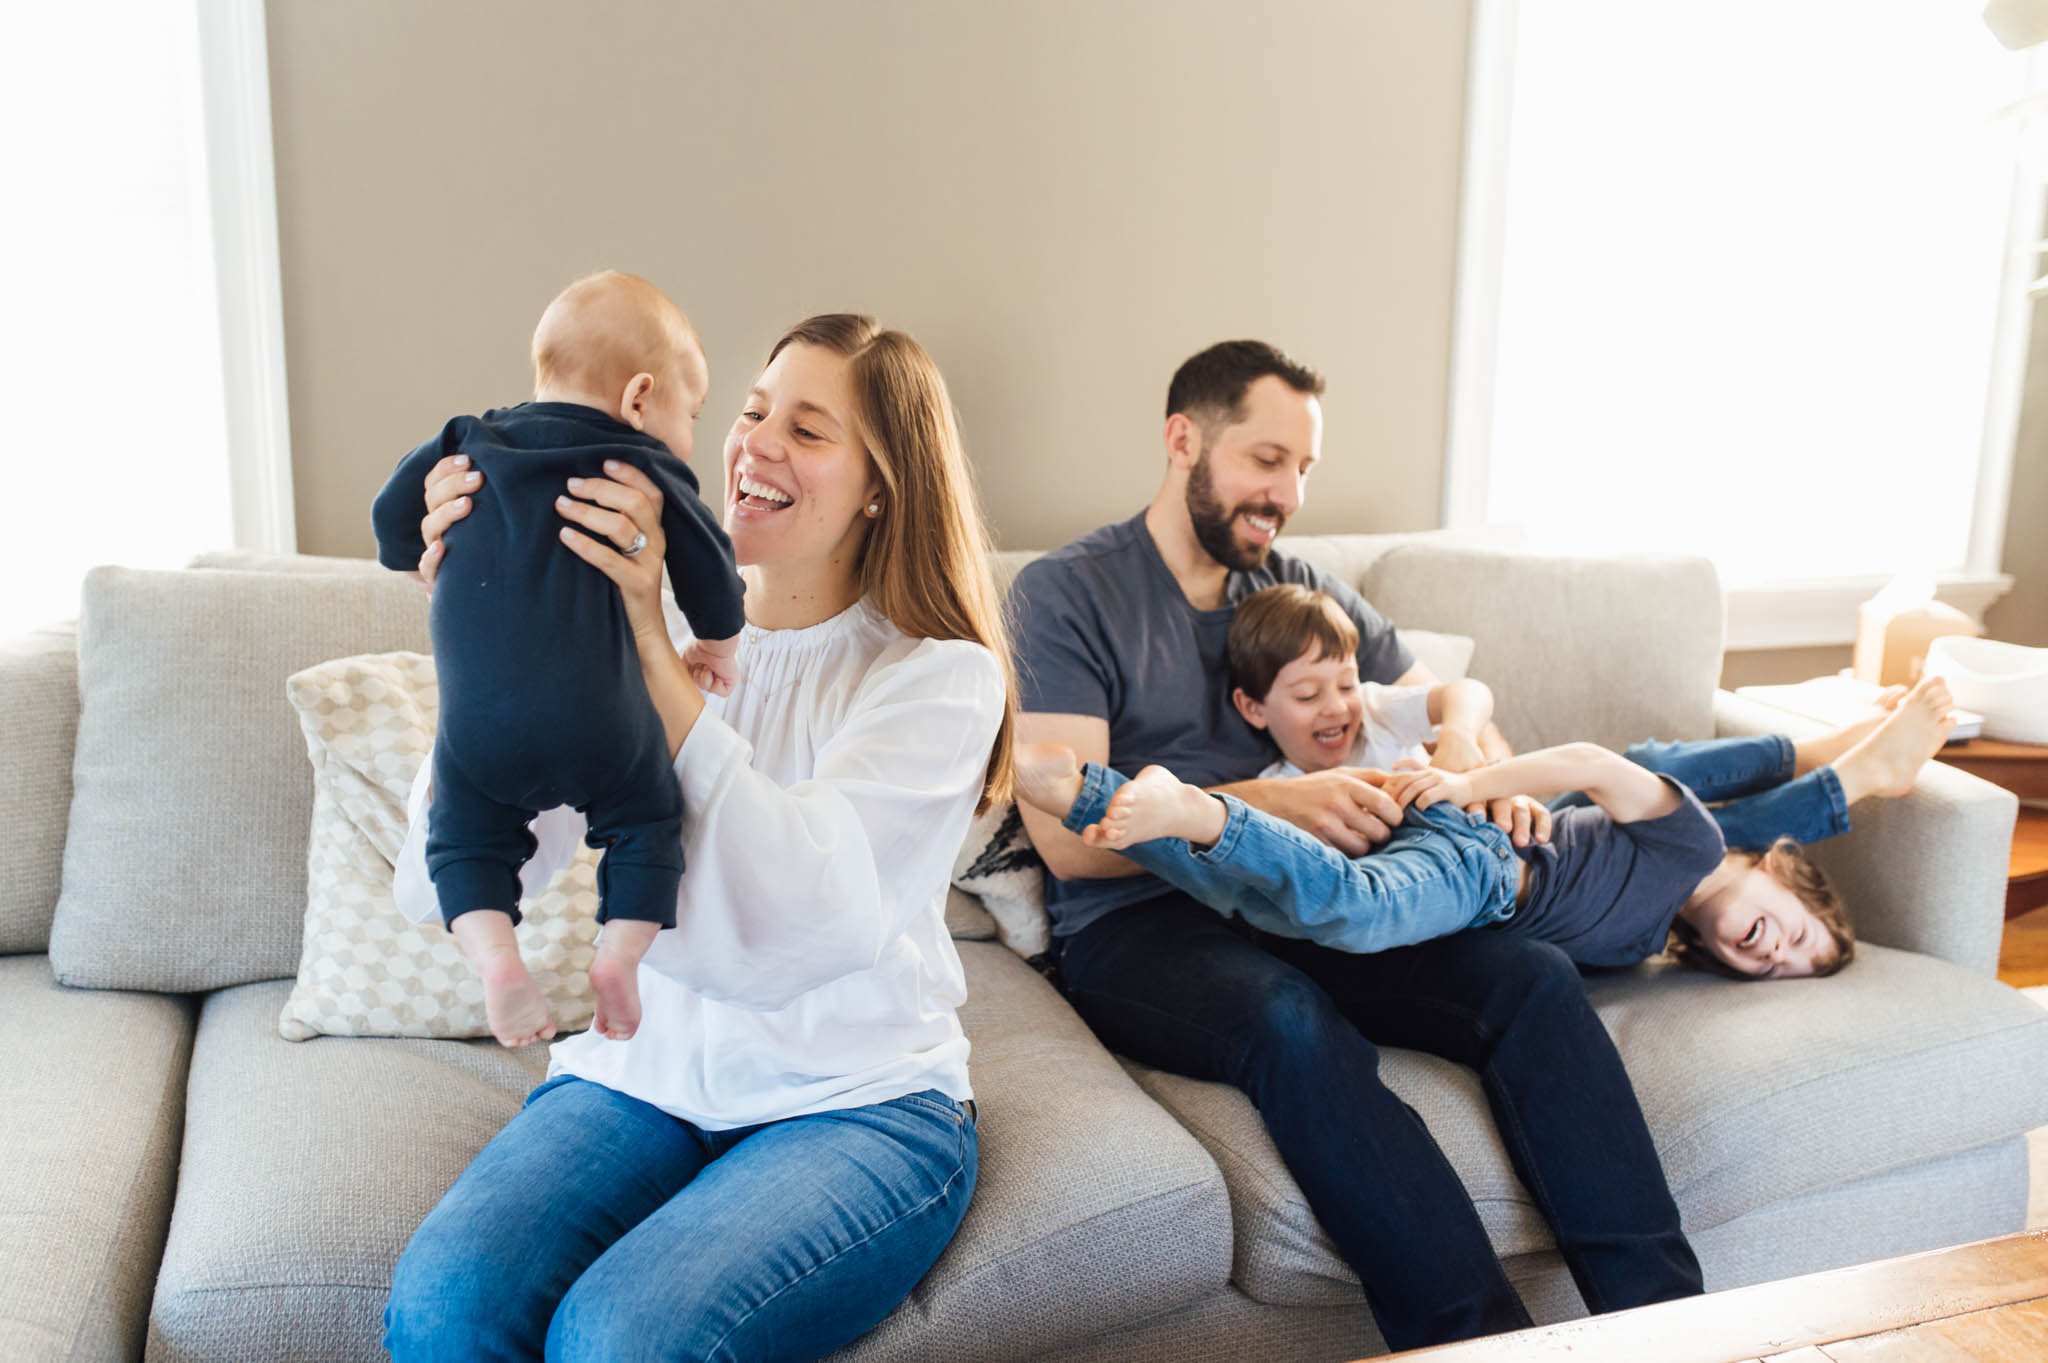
[1461,2,2031,590]
[0,3,234,636]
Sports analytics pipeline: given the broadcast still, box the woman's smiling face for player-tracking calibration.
[721,341,881,570]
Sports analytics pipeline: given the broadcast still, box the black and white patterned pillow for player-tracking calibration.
[951,801,1051,960]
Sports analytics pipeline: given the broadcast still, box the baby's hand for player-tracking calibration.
[1384,763,1472,812]
[683,635,740,697]
[1430,729,1487,774]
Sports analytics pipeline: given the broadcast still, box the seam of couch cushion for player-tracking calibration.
[69,991,193,1362]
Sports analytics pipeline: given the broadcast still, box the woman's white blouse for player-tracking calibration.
[393,598,1003,1130]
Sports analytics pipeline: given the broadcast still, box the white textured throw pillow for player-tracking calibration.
[278,652,599,1040]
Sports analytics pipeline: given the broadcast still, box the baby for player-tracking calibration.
[371,271,745,1047]
[1018,584,1886,978]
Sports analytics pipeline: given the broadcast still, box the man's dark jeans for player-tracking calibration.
[1057,893,1702,1351]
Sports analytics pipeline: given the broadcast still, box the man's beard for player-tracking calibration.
[1186,451,1285,571]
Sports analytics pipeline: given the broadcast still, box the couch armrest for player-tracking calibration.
[0,623,79,955]
[1714,689,2017,974]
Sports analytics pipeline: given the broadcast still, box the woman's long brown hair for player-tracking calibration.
[767,315,1017,811]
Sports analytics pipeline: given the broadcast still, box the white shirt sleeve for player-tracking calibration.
[657,638,1006,1011]
[1361,683,1438,753]
[391,753,589,926]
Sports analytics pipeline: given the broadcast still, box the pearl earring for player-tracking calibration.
[866,502,881,517]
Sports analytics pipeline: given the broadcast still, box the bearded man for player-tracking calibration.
[1006,340,1702,1351]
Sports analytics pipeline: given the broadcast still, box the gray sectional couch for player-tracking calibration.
[5,534,2046,1363]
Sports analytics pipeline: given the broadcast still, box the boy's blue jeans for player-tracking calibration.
[1062,762,1520,956]
[1551,734,1847,851]
[385,1075,976,1362]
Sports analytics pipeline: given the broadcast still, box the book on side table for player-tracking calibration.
[1737,674,1984,742]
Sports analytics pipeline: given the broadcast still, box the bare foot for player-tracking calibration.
[1831,677,1957,803]
[589,920,659,1041]
[1084,765,1228,850]
[1014,742,1086,820]
[1793,684,1915,773]
[451,909,556,1047]
[474,945,557,1048]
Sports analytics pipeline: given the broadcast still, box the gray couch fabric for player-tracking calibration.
[0,626,78,954]
[51,567,428,993]
[147,979,548,1363]
[0,956,193,1363]
[1360,544,1723,752]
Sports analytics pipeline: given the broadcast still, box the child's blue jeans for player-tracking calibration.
[1550,734,1847,852]
[1062,762,1521,956]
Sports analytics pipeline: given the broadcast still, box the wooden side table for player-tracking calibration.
[1937,737,2048,920]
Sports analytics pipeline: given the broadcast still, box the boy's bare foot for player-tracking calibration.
[1084,765,1228,850]
[475,945,557,1048]
[589,919,660,1041]
[451,908,557,1048]
[1830,677,1957,804]
[1014,742,1086,820]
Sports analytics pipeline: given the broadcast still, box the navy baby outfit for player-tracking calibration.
[371,401,745,931]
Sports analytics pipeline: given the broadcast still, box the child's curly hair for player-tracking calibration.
[1667,838,1855,978]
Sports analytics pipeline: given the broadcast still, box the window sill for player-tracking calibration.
[1723,573,2015,652]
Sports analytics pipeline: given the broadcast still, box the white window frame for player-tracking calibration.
[195,0,295,554]
[1445,0,2031,651]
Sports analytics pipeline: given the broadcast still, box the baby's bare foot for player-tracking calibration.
[475,946,556,1049]
[588,920,659,1041]
[1832,677,1957,802]
[1085,765,1227,850]
[1014,742,1086,819]
[588,955,641,1041]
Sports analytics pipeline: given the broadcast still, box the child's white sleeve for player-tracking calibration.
[1362,683,1438,750]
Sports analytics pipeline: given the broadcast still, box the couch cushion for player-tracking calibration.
[0,955,194,1362]
[150,943,1230,1363]
[148,979,548,1362]
[843,942,1231,1361]
[50,566,429,993]
[1127,945,2048,1307]
[0,625,78,955]
[1360,543,1722,752]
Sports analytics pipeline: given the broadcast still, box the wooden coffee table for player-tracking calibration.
[1376,1229,2048,1361]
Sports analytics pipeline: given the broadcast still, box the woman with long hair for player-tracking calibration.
[384,315,1016,1362]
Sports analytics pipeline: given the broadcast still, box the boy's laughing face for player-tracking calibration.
[1235,648,1364,773]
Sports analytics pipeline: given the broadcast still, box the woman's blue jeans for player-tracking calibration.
[1063,762,1520,956]
[385,1075,977,1363]
[1551,734,1848,852]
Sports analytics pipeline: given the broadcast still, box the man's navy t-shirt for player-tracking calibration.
[1513,776,1728,968]
[1009,512,1414,938]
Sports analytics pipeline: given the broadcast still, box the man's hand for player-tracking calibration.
[1488,794,1551,848]
[1237,768,1403,856]
[1430,728,1487,774]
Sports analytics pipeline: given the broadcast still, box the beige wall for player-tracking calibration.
[268,1,2044,669]
[268,0,1470,558]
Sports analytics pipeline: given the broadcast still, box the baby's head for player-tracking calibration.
[1671,838,1854,980]
[532,271,708,458]
[1228,584,1365,773]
